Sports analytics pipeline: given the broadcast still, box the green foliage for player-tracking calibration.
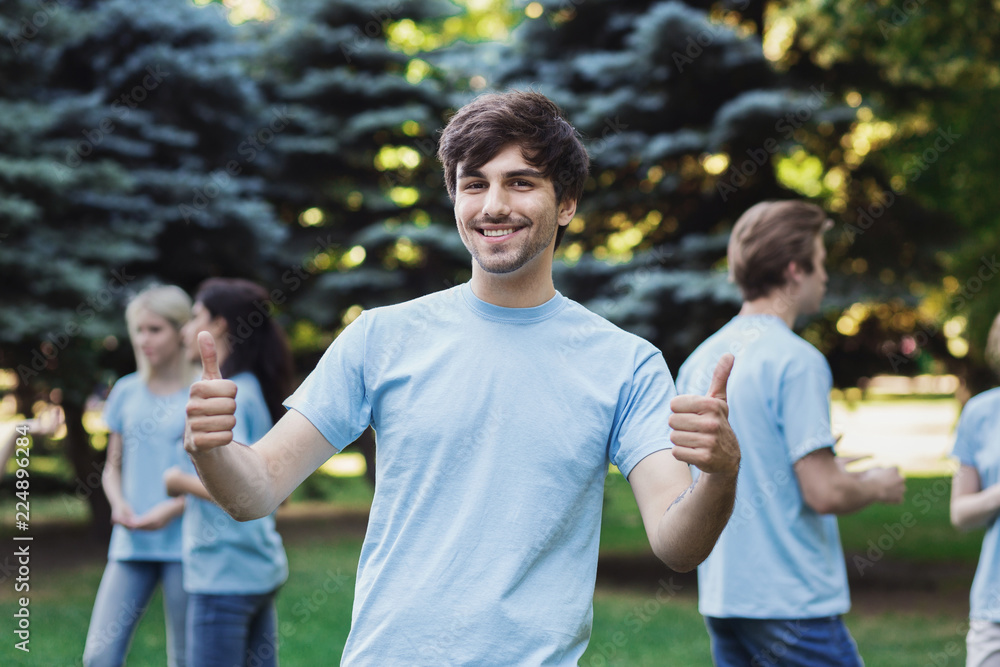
[0,0,290,404]
[257,0,470,336]
[774,0,1000,384]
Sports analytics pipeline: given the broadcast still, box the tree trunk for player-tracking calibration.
[62,400,111,541]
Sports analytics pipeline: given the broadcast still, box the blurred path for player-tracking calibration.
[833,377,961,476]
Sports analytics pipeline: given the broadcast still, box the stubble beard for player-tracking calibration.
[468,213,557,275]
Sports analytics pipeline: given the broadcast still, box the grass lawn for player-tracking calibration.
[0,473,978,665]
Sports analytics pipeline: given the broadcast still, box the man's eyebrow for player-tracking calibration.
[457,167,484,180]
[456,167,546,180]
[502,168,545,180]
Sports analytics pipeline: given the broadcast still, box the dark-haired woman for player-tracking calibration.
[84,285,198,667]
[165,278,291,667]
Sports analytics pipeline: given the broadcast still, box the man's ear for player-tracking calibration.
[557,198,578,227]
[785,260,805,284]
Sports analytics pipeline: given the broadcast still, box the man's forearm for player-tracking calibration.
[952,484,1000,530]
[822,470,895,515]
[189,441,280,520]
[655,471,737,572]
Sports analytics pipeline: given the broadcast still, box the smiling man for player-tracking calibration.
[184,90,740,665]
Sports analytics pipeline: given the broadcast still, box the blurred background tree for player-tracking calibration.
[771,0,1000,391]
[0,0,288,531]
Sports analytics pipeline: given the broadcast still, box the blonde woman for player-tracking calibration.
[84,285,199,667]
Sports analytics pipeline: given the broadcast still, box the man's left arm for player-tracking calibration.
[628,354,740,572]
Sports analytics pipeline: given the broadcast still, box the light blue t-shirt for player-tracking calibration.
[951,388,1000,621]
[284,283,676,666]
[182,371,288,595]
[103,373,190,561]
[676,314,849,619]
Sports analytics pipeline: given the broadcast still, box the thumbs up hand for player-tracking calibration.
[668,354,741,477]
[185,331,238,453]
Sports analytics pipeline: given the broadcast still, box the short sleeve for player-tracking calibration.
[779,355,838,463]
[610,351,676,479]
[283,313,373,452]
[102,378,127,434]
[951,402,981,468]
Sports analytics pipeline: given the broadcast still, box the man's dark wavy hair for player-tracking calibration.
[437,90,590,249]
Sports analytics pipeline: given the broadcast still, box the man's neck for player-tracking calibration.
[739,290,800,328]
[469,264,556,308]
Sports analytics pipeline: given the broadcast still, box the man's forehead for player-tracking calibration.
[456,144,539,176]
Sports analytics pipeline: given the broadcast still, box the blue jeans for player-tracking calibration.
[705,616,864,667]
[187,591,279,667]
[83,559,188,667]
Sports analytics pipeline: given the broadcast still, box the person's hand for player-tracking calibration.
[862,466,906,504]
[111,502,136,529]
[130,500,181,531]
[668,354,740,477]
[836,454,872,472]
[185,331,238,454]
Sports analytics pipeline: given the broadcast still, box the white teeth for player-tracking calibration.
[482,228,515,237]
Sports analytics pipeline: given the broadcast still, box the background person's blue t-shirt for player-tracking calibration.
[182,371,288,595]
[283,283,677,666]
[952,388,1000,621]
[102,372,190,561]
[677,314,849,619]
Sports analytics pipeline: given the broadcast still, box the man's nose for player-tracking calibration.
[482,185,511,218]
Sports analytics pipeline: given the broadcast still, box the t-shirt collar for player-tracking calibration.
[460,282,566,323]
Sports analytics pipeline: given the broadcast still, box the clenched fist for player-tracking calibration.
[668,354,741,477]
[185,331,238,453]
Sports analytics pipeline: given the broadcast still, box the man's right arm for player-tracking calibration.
[794,448,905,515]
[951,464,1000,530]
[185,331,335,521]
